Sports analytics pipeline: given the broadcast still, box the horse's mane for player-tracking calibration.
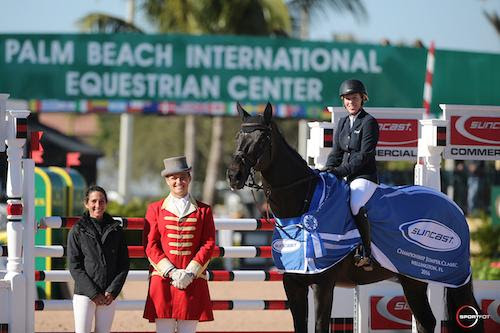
[261,120,318,217]
[270,121,315,176]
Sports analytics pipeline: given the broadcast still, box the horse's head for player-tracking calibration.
[227,102,273,190]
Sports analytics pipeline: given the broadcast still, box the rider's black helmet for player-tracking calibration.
[339,79,369,101]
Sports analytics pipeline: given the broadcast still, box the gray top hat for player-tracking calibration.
[160,156,192,177]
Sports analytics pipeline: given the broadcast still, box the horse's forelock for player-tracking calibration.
[240,115,270,133]
[243,115,265,125]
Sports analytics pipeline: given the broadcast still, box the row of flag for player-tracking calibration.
[28,100,331,120]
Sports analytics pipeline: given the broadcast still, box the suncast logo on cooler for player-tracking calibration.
[272,239,301,253]
[399,219,461,251]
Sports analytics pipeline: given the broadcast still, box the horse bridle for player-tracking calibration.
[232,121,317,240]
[235,122,272,177]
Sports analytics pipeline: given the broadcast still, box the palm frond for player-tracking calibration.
[288,0,367,21]
[484,10,500,34]
[76,13,144,33]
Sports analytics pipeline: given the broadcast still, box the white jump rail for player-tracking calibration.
[35,270,283,282]
[39,216,276,231]
[35,300,289,312]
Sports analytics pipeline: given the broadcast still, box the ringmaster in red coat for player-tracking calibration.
[143,156,215,333]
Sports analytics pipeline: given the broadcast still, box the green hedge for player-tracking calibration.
[471,258,500,280]
[470,218,500,280]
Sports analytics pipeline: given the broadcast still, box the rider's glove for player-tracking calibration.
[320,166,341,177]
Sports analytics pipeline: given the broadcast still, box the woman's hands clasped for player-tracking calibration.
[168,269,194,289]
[92,292,114,306]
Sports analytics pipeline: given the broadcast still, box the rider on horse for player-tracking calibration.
[228,101,478,333]
[324,79,379,271]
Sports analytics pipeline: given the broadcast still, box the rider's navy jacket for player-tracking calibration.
[67,211,129,299]
[325,109,379,183]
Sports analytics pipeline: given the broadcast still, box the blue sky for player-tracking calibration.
[1,0,499,54]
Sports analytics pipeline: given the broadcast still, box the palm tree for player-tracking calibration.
[484,10,500,34]
[288,0,366,38]
[479,0,500,35]
[76,13,143,33]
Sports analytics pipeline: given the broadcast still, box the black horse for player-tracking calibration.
[227,102,483,333]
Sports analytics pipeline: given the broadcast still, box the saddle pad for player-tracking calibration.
[365,184,471,287]
[272,173,471,287]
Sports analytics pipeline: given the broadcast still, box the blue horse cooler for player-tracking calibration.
[272,172,471,287]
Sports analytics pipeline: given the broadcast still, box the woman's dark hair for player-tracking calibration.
[84,185,108,203]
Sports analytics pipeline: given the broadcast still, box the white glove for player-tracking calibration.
[168,269,183,281]
[172,270,195,290]
[170,269,186,289]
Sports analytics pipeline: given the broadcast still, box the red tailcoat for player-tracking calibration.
[143,195,215,322]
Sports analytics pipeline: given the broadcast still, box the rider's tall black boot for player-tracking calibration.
[353,207,373,271]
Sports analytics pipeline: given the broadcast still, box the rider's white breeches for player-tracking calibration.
[349,178,378,215]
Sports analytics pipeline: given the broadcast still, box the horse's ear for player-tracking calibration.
[237,102,250,120]
[263,102,273,124]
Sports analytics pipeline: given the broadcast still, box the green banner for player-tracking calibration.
[433,49,500,111]
[0,34,498,117]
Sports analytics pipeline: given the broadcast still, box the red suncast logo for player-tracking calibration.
[378,119,418,147]
[370,296,411,330]
[450,115,500,146]
[481,299,500,332]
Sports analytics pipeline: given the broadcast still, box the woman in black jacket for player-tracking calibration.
[68,186,129,333]
[324,79,379,271]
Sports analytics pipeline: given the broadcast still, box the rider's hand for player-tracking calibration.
[320,166,340,177]
[330,168,342,178]
[330,168,341,177]
[320,166,332,172]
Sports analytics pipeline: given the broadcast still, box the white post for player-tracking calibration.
[4,109,30,333]
[298,120,308,159]
[414,118,447,189]
[0,280,9,327]
[23,159,35,333]
[353,286,369,333]
[118,113,133,203]
[117,0,136,203]
[306,122,334,169]
[307,286,314,333]
[414,118,447,333]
